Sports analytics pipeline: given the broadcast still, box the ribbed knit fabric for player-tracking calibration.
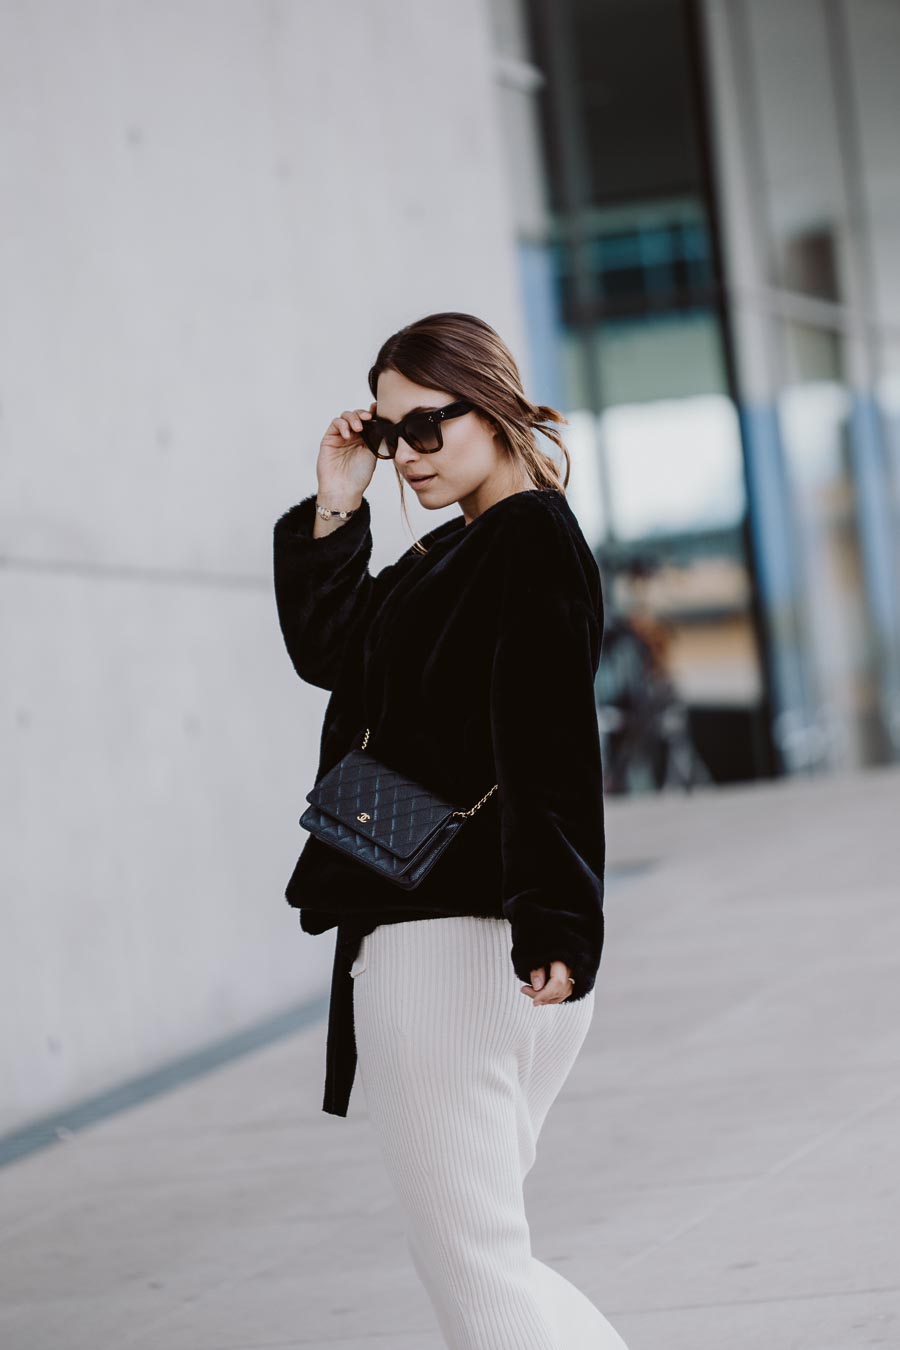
[351,915,630,1350]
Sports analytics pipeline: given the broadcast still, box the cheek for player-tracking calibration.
[440,423,499,476]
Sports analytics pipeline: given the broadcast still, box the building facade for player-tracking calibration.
[490,0,900,781]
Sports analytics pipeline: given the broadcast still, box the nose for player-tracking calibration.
[393,442,422,469]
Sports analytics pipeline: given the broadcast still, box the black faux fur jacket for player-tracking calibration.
[273,485,606,1114]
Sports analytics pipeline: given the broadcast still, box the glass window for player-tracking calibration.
[567,0,704,210]
[875,340,900,748]
[600,389,745,540]
[745,0,850,301]
[590,307,745,541]
[515,0,764,758]
[776,323,881,767]
[846,0,900,327]
[876,338,900,597]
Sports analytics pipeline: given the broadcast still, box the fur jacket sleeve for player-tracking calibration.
[272,493,395,693]
[488,499,606,997]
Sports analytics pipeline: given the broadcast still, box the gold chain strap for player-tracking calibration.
[360,726,498,818]
[453,782,500,818]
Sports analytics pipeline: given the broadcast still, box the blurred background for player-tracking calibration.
[2,0,899,1137]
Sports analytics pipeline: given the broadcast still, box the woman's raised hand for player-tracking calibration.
[316,401,379,504]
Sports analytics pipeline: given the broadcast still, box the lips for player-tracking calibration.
[408,474,436,486]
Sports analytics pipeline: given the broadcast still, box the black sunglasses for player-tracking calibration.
[361,399,476,459]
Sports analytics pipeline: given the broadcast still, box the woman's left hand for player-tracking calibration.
[522,961,574,1005]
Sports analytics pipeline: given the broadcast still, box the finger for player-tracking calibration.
[532,979,568,1005]
[521,975,566,1005]
[339,410,364,433]
[526,964,570,995]
[521,983,564,999]
[335,415,357,439]
[533,964,572,1005]
[546,961,574,1001]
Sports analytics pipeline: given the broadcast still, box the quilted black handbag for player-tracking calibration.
[299,727,499,889]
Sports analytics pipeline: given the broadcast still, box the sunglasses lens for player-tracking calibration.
[404,414,441,452]
[362,421,393,457]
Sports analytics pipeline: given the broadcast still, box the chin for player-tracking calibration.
[414,483,452,509]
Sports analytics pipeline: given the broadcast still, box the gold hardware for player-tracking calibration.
[359,727,498,817]
[452,782,499,818]
[357,811,370,822]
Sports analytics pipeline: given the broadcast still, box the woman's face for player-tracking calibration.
[375,369,529,521]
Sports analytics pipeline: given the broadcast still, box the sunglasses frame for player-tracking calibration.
[362,398,476,459]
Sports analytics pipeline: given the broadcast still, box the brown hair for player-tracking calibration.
[366,311,572,554]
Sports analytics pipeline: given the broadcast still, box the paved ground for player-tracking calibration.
[2,764,899,1349]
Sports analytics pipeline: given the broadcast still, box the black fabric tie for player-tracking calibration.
[322,918,368,1116]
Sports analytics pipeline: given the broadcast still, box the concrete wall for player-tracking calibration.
[0,0,526,1133]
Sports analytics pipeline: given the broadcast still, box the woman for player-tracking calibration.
[273,312,630,1349]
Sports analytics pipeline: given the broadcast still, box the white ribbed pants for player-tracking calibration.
[351,915,630,1350]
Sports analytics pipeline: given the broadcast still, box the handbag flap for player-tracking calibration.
[305,748,458,860]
